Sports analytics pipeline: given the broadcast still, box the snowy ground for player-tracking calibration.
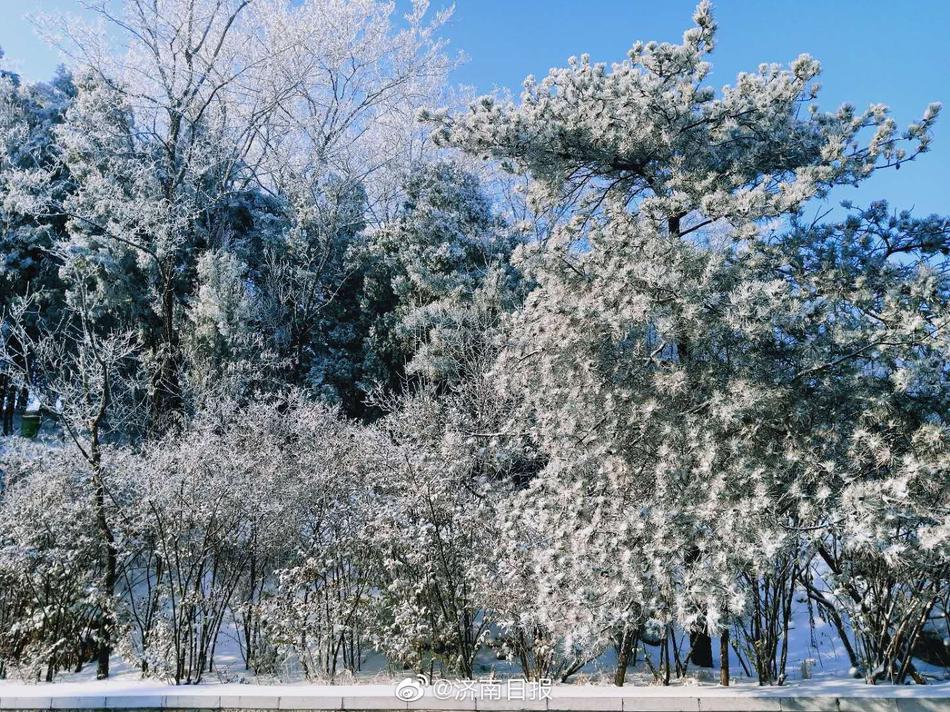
[0,669,948,700]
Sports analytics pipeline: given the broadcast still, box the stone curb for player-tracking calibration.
[0,696,947,712]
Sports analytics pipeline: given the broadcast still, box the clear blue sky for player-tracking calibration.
[2,0,947,216]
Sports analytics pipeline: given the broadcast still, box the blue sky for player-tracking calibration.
[2,0,947,216]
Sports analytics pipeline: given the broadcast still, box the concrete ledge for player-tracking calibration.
[220,696,281,710]
[698,698,781,711]
[2,699,54,710]
[838,700,899,712]
[897,702,950,712]
[109,697,163,709]
[778,699,837,712]
[623,696,699,712]
[546,698,620,711]
[623,700,699,712]
[408,698,476,712]
[166,697,220,709]
[279,698,344,711]
[0,691,947,712]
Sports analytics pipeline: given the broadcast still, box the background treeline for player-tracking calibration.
[0,0,948,687]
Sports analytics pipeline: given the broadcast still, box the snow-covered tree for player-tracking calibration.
[356,161,522,397]
[430,0,942,683]
[254,176,368,407]
[28,0,457,423]
[0,59,74,434]
[1,274,143,678]
[247,0,458,224]
[773,203,950,683]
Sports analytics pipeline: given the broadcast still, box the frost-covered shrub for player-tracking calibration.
[813,425,950,684]
[117,438,260,683]
[116,398,349,683]
[368,391,495,679]
[261,552,375,680]
[254,408,393,680]
[0,443,105,681]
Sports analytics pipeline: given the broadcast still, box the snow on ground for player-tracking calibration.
[0,667,948,700]
[0,680,947,699]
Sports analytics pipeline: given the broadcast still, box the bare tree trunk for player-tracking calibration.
[4,384,14,433]
[662,629,671,686]
[689,627,714,669]
[0,374,10,435]
[150,276,182,431]
[93,444,117,679]
[614,627,637,686]
[720,629,730,686]
[16,384,28,418]
[90,376,116,679]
